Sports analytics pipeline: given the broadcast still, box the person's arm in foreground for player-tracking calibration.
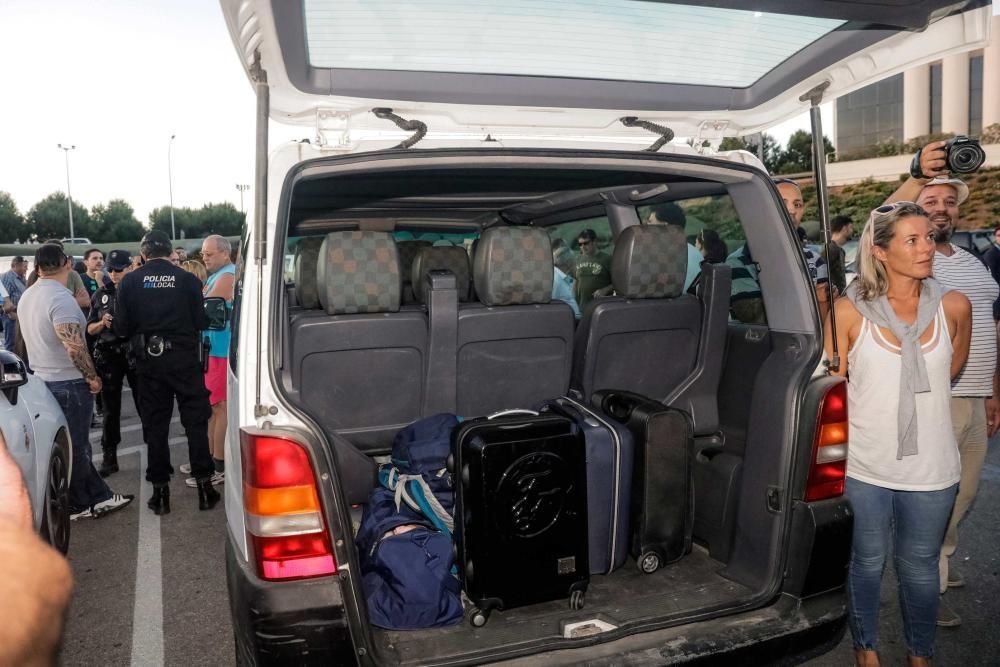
[823,297,860,378]
[988,321,1000,438]
[54,321,101,394]
[0,431,74,667]
[943,290,972,380]
[883,140,948,205]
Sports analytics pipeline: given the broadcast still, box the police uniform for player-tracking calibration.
[113,233,218,512]
[87,250,140,477]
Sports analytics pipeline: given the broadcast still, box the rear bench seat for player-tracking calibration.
[456,227,575,416]
[287,231,428,452]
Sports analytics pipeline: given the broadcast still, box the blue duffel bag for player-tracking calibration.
[377,413,459,536]
[356,487,463,629]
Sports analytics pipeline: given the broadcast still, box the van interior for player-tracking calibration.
[270,151,817,665]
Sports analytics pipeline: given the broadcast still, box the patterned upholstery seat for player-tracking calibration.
[411,246,472,304]
[456,226,575,416]
[397,240,433,304]
[572,224,730,437]
[288,231,427,455]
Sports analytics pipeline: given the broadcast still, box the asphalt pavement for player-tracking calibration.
[60,392,1000,666]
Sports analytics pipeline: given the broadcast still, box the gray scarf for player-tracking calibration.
[846,278,945,460]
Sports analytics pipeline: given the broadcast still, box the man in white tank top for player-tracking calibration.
[887,150,1000,627]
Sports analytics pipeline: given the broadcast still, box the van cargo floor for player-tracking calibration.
[373,547,751,666]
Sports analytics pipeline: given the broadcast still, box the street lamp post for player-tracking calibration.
[236,183,249,214]
[168,134,176,240]
[57,144,76,242]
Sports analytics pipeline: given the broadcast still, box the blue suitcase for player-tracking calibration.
[542,397,635,575]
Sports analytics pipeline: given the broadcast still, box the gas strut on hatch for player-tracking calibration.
[372,108,428,149]
[620,117,675,152]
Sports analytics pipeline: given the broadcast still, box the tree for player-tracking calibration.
[719,133,783,174]
[194,202,244,237]
[25,192,92,242]
[149,206,196,239]
[90,199,146,243]
[0,192,25,243]
[776,130,835,174]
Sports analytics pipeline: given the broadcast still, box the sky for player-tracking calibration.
[0,0,827,226]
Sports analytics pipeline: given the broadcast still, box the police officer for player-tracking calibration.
[87,249,141,478]
[113,231,219,515]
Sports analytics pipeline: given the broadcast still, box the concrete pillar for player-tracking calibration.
[903,65,931,140]
[941,51,970,135]
[982,16,1000,130]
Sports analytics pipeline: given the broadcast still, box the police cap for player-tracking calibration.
[140,230,173,258]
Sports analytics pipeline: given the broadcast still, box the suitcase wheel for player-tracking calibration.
[638,551,661,574]
[470,607,490,628]
[569,589,585,610]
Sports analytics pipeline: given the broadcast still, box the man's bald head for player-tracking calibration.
[201,235,233,273]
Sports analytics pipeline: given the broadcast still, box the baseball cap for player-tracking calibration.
[923,176,969,205]
[106,249,132,271]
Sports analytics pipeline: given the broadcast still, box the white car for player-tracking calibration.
[219,1,991,664]
[0,350,72,554]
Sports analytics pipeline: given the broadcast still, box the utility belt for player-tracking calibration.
[132,333,207,371]
[94,339,130,359]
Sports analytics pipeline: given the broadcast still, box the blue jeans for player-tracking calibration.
[2,315,14,352]
[845,477,957,658]
[46,379,112,511]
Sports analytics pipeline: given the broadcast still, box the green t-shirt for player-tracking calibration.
[574,251,612,310]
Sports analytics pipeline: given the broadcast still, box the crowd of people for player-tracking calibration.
[2,231,236,521]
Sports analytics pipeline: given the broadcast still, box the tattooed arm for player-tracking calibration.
[54,322,102,394]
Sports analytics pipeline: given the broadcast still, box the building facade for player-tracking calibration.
[834,14,1000,154]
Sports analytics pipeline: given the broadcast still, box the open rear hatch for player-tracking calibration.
[221,0,992,146]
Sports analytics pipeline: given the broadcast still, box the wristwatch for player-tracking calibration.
[909,149,926,180]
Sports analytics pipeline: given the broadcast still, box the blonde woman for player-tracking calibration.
[825,201,971,667]
[181,259,207,284]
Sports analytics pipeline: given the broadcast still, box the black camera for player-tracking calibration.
[911,135,986,178]
[945,135,986,174]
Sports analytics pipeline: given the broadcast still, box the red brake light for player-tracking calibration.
[241,430,337,581]
[805,381,848,502]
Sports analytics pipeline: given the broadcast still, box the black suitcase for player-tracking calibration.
[594,390,694,574]
[451,409,589,626]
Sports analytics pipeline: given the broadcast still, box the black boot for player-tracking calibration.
[98,447,118,478]
[147,483,171,515]
[198,478,221,511]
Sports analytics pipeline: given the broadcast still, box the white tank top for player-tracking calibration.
[846,303,960,491]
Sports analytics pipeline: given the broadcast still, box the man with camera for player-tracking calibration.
[885,137,997,628]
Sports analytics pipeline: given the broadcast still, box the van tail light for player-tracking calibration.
[805,381,848,502]
[241,430,337,581]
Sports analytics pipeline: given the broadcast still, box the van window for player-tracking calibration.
[546,216,613,314]
[639,195,765,325]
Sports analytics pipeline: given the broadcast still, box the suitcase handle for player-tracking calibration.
[486,408,540,420]
[599,392,638,422]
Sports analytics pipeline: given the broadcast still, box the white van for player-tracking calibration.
[218,2,991,664]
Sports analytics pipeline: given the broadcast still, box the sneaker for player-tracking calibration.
[185,471,225,488]
[937,597,962,627]
[179,463,192,474]
[70,507,93,521]
[91,493,135,518]
[947,570,965,588]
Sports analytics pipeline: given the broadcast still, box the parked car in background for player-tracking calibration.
[951,229,993,259]
[60,237,93,246]
[0,350,72,554]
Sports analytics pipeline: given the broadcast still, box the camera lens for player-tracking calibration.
[948,143,986,174]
